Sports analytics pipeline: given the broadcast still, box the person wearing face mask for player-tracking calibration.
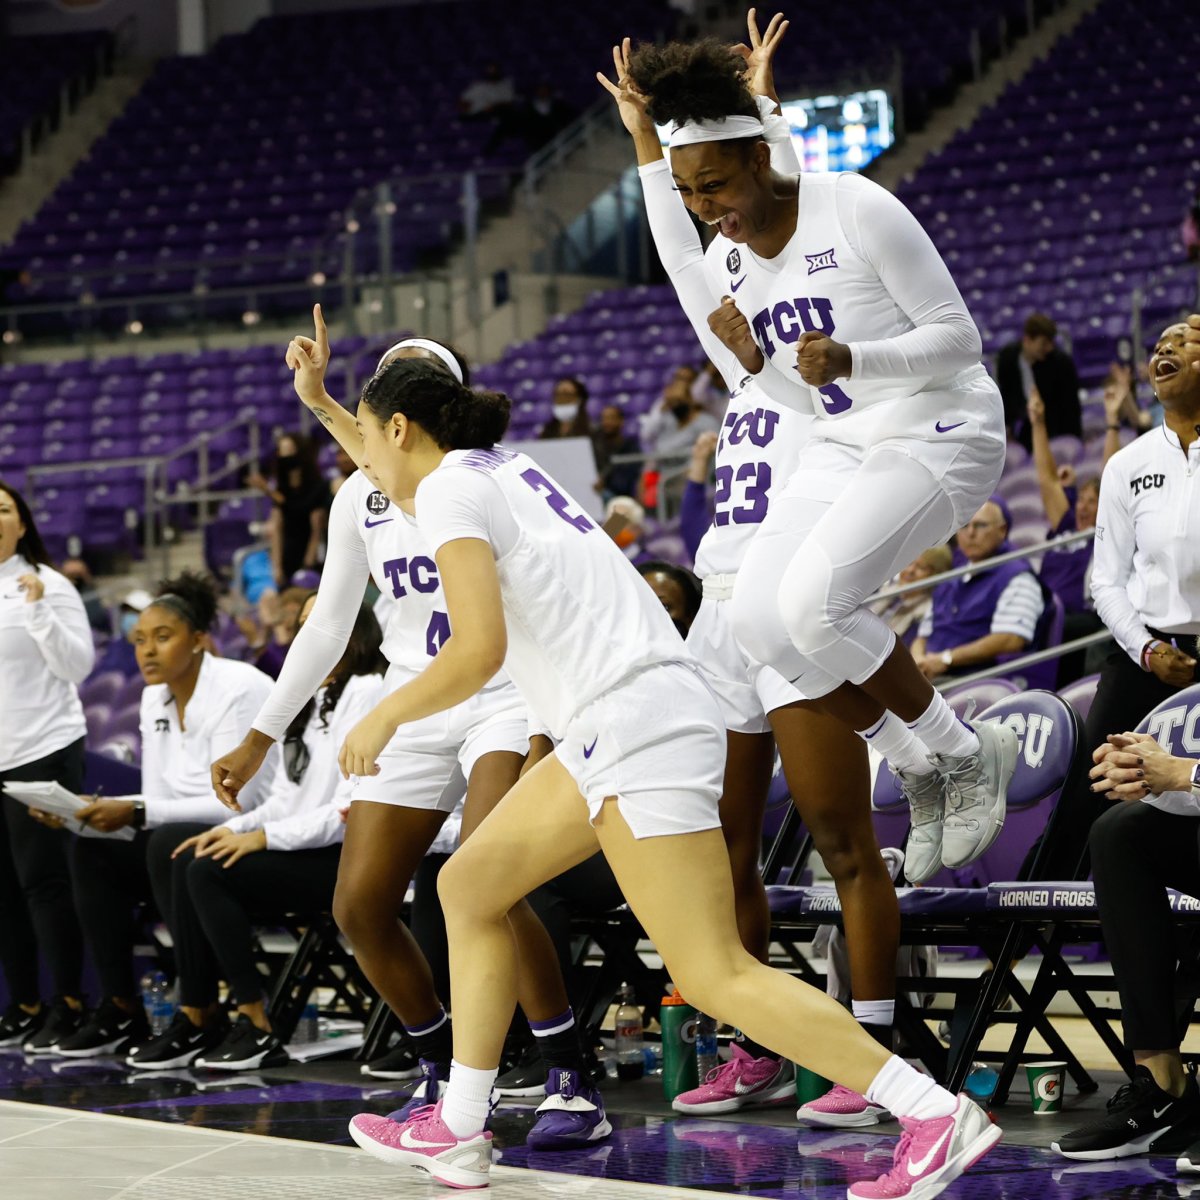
[538,377,593,440]
[47,571,279,1061]
[248,432,330,587]
[92,587,153,678]
[638,374,721,459]
[60,557,107,634]
[0,481,91,1053]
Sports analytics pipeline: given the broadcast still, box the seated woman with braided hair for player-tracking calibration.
[51,571,280,1062]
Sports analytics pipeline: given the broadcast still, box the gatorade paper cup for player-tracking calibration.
[1026,1061,1067,1114]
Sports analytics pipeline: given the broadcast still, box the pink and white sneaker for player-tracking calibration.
[671,1045,796,1114]
[348,1102,493,1189]
[846,1095,1001,1199]
[798,1083,890,1128]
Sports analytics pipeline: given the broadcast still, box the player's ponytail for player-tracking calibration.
[629,38,759,128]
[362,357,510,450]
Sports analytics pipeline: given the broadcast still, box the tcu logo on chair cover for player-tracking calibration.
[977,690,1078,808]
[1137,682,1200,753]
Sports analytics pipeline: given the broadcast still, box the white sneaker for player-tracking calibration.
[894,765,943,884]
[938,722,1018,870]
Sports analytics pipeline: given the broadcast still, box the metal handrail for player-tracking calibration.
[870,527,1095,603]
[933,631,1112,692]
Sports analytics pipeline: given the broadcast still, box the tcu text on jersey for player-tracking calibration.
[751,296,836,357]
[381,556,439,598]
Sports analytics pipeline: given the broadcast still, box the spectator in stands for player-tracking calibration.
[139,596,385,1072]
[1105,362,1154,434]
[538,377,592,439]
[459,62,516,119]
[329,447,357,496]
[60,557,107,633]
[1184,184,1200,262]
[638,374,721,459]
[637,560,701,638]
[995,313,1082,450]
[1028,387,1125,684]
[872,545,955,645]
[55,571,278,1060]
[911,497,1045,682]
[523,82,575,148]
[604,496,647,563]
[1037,318,1200,886]
[92,587,152,678]
[252,586,313,680]
[1053,729,1200,1160]
[690,361,728,418]
[0,481,90,1052]
[247,433,330,588]
[592,404,641,499]
[680,429,718,563]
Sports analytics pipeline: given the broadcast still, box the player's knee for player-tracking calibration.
[811,824,880,885]
[332,877,385,946]
[778,551,834,656]
[669,949,759,1021]
[730,571,788,666]
[436,845,508,924]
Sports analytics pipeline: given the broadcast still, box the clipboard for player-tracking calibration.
[2,780,136,841]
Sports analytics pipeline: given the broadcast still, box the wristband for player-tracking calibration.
[1191,762,1200,796]
[1106,424,1121,432]
[1142,639,1165,671]
[940,649,954,668]
[130,800,146,830]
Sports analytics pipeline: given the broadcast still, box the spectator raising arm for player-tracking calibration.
[1027,389,1071,531]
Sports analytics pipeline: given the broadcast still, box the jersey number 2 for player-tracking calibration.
[521,467,593,532]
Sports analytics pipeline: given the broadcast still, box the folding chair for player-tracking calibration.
[768,689,1096,1093]
[977,681,1200,1101]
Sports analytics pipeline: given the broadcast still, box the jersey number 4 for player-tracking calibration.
[714,461,771,525]
[425,611,451,657]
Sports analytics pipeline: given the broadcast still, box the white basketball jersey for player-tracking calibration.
[415,448,691,738]
[343,472,496,687]
[705,172,984,440]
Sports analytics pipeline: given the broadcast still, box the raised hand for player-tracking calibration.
[1026,387,1045,425]
[596,37,656,139]
[731,8,790,103]
[1186,314,1200,370]
[286,303,331,406]
[708,297,764,373]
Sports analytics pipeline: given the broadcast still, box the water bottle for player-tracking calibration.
[659,985,698,1102]
[140,971,171,1035]
[613,983,645,1082]
[694,1012,718,1081]
[297,1000,319,1044]
[964,1062,998,1103]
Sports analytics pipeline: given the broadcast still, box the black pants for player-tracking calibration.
[1091,801,1200,1050]
[146,823,342,1008]
[1038,644,1190,881]
[70,827,154,1002]
[0,738,85,1004]
[1056,610,1106,688]
[410,851,626,1009]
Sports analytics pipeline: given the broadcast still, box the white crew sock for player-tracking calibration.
[439,1060,497,1139]
[852,998,896,1027]
[857,711,934,776]
[907,694,979,759]
[866,1054,957,1120]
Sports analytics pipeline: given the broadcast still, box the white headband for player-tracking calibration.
[668,114,765,148]
[376,337,464,383]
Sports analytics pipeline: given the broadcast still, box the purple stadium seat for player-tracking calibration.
[1057,669,1100,721]
[80,670,125,708]
[943,678,1021,717]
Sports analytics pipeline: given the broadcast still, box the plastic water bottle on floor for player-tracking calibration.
[297,1001,319,1044]
[614,983,645,1081]
[140,971,171,1035]
[694,1013,718,1081]
[964,1062,999,1103]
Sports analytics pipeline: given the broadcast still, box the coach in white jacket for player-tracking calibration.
[0,481,92,1053]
